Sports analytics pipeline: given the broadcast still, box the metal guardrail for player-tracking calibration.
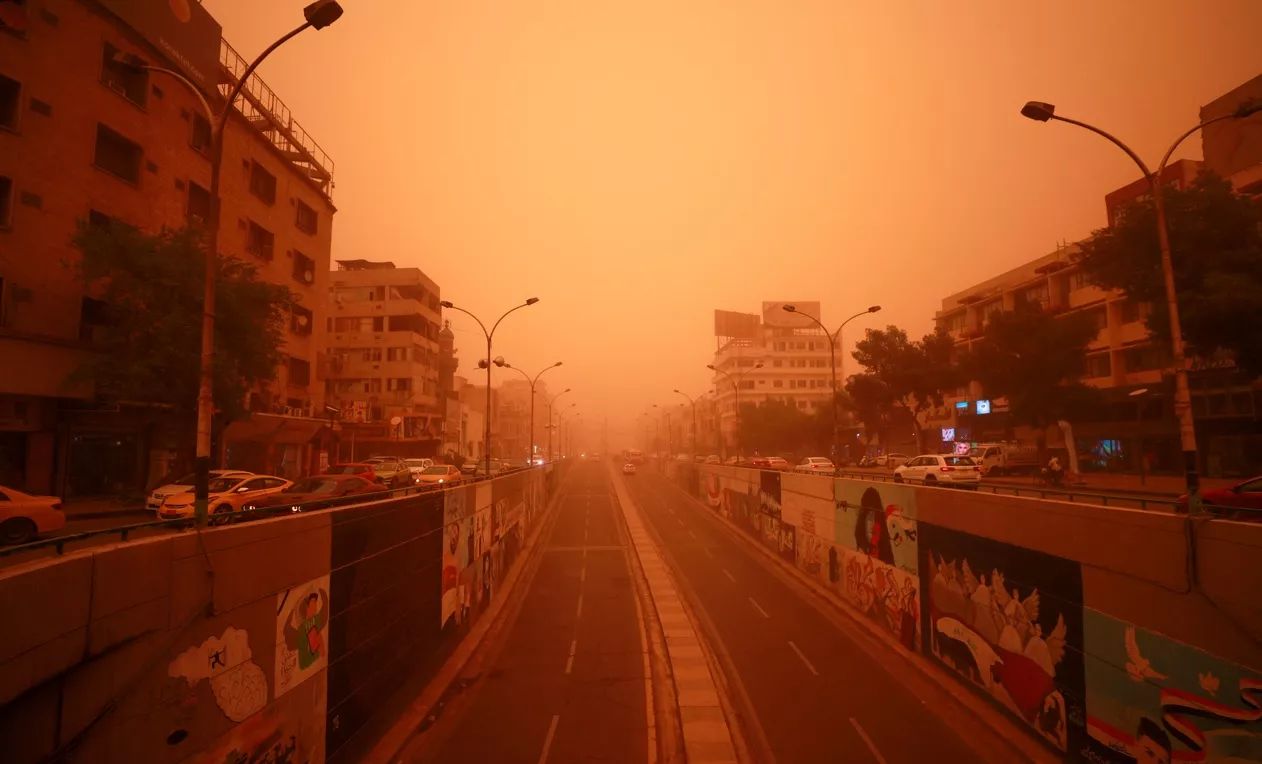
[0,466,541,559]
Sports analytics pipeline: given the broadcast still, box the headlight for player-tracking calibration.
[290,505,301,512]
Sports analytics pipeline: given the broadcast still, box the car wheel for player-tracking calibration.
[893,473,903,483]
[0,518,38,546]
[211,504,234,526]
[923,474,937,485]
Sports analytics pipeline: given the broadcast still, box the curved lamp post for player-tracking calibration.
[673,389,698,462]
[121,1,345,525]
[782,304,881,464]
[442,297,539,475]
[546,388,573,461]
[498,360,562,465]
[1020,99,1262,512]
[707,361,763,458]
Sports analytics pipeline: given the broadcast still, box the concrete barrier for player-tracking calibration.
[678,463,1262,764]
[0,465,565,764]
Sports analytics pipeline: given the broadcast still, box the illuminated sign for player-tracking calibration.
[954,400,969,410]
[976,399,992,415]
[941,427,955,442]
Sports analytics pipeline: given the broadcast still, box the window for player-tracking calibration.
[1084,305,1108,332]
[388,315,423,332]
[187,181,210,223]
[246,221,274,260]
[361,347,382,362]
[772,380,783,388]
[93,124,142,184]
[290,304,312,336]
[0,175,11,226]
[100,44,147,106]
[942,311,966,333]
[771,359,783,367]
[1069,270,1091,291]
[387,347,408,362]
[1119,299,1148,324]
[295,200,318,234]
[291,251,315,284]
[248,161,276,205]
[1018,282,1049,308]
[981,300,1003,324]
[288,357,311,387]
[387,378,411,392]
[78,297,111,343]
[1083,353,1112,379]
[0,73,18,130]
[190,114,210,153]
[1123,345,1161,373]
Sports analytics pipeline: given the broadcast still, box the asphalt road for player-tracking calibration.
[623,467,1023,764]
[402,462,648,764]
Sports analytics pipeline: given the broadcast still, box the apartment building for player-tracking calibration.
[709,302,839,453]
[325,259,443,437]
[0,1,336,493]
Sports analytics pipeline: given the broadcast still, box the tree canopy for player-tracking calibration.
[850,325,959,452]
[73,223,296,428]
[1075,172,1262,377]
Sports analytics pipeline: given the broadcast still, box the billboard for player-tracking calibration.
[762,300,821,329]
[714,310,760,339]
[99,0,224,93]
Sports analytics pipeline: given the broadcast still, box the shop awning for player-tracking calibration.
[223,414,326,445]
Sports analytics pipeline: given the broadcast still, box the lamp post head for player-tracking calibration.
[868,305,882,313]
[706,364,716,371]
[440,300,454,309]
[477,359,488,369]
[553,361,563,367]
[673,388,681,393]
[1021,101,1056,122]
[493,357,507,367]
[1234,99,1262,120]
[782,304,797,313]
[109,51,148,72]
[304,0,344,29]
[525,297,540,306]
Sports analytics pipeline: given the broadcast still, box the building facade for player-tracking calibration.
[0,0,336,493]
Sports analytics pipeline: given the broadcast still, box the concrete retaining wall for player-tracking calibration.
[0,465,564,764]
[681,464,1262,764]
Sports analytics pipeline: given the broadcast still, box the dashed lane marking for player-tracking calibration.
[850,717,887,764]
[788,640,820,676]
[722,569,736,583]
[747,597,770,619]
[537,714,561,764]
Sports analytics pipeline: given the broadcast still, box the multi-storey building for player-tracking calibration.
[0,1,336,493]
[709,302,838,454]
[325,259,443,438]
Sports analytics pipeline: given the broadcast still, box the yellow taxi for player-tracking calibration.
[159,474,291,524]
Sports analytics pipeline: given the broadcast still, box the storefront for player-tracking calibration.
[221,413,333,480]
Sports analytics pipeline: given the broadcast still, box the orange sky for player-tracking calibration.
[205,0,1262,450]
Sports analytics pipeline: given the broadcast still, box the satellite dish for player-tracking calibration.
[390,416,403,426]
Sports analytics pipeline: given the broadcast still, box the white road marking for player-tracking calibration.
[537,714,561,764]
[575,592,584,618]
[565,639,577,674]
[687,529,697,540]
[788,640,820,676]
[850,717,887,764]
[579,566,586,583]
[748,597,770,619]
[702,547,714,559]
[722,568,737,583]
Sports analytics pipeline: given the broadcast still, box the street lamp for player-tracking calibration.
[443,297,540,475]
[546,388,573,461]
[118,1,345,526]
[782,303,881,465]
[673,389,698,463]
[707,361,763,458]
[499,360,562,465]
[1020,98,1262,512]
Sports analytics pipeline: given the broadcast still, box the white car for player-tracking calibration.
[894,455,980,487]
[794,457,836,475]
[158,474,291,522]
[873,453,910,469]
[147,470,253,511]
[403,458,434,482]
[623,463,638,475]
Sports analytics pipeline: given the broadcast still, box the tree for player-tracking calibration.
[961,301,1102,456]
[73,223,296,458]
[1076,172,1262,376]
[850,326,960,453]
[844,373,896,451]
[739,399,818,456]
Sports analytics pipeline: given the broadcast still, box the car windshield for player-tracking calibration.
[207,477,242,492]
[945,456,977,466]
[422,466,450,475]
[287,478,342,495]
[405,459,427,466]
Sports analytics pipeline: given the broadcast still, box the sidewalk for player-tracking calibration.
[61,496,152,521]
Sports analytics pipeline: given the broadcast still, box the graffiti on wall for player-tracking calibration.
[441,486,476,628]
[168,626,268,722]
[1082,609,1262,763]
[759,470,784,555]
[275,574,330,699]
[832,481,921,650]
[190,671,327,764]
[918,523,1086,754]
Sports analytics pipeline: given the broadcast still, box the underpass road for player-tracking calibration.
[625,468,1022,764]
[402,462,648,764]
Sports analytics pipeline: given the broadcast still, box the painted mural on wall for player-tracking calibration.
[918,523,1087,754]
[831,480,922,651]
[168,626,268,723]
[780,476,834,581]
[473,481,495,607]
[190,671,327,764]
[441,485,476,628]
[1082,609,1262,763]
[703,470,723,510]
[759,470,783,553]
[275,574,330,699]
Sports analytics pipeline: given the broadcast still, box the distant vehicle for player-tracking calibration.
[724,456,742,466]
[794,457,836,475]
[744,456,772,469]
[894,455,980,488]
[971,443,1040,476]
[158,474,291,523]
[363,456,413,488]
[418,465,462,485]
[623,463,638,475]
[530,456,546,466]
[459,461,479,476]
[874,453,910,469]
[765,457,791,471]
[403,458,434,482]
[147,470,253,512]
[0,485,66,545]
[857,455,877,468]
[704,455,722,464]
[676,453,691,462]
[626,449,645,465]
[323,463,378,483]
[1180,475,1262,519]
[243,475,381,512]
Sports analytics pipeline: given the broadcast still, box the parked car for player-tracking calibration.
[743,456,772,469]
[874,453,911,469]
[403,458,434,482]
[794,457,836,475]
[0,485,66,545]
[418,465,463,485]
[158,474,291,523]
[459,461,479,476]
[243,475,382,512]
[894,455,980,487]
[147,470,253,512]
[704,455,721,464]
[765,457,792,471]
[323,463,378,482]
[1180,475,1262,519]
[363,456,413,488]
[623,463,638,475]
[724,456,742,466]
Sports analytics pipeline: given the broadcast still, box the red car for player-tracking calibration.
[242,475,383,513]
[1180,476,1262,520]
[323,463,378,483]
